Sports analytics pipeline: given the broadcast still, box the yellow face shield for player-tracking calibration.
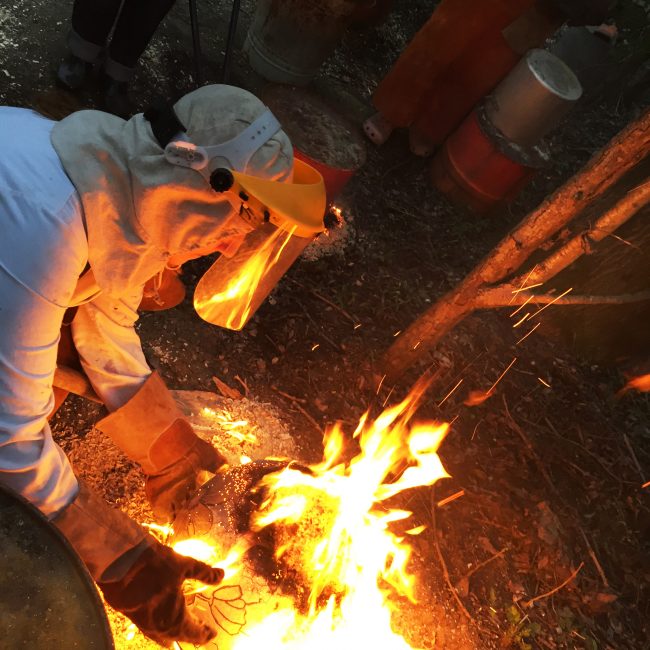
[193,158,326,330]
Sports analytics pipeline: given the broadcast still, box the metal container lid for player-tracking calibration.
[525,49,583,101]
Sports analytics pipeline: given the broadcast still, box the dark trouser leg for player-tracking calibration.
[105,0,177,81]
[68,0,123,62]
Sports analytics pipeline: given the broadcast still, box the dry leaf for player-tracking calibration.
[619,373,650,396]
[212,375,243,400]
[464,390,492,407]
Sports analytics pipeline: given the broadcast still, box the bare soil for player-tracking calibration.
[2,1,649,649]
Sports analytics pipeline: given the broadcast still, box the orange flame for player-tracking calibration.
[173,379,450,648]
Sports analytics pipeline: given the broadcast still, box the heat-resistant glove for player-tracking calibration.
[96,372,227,522]
[99,542,224,646]
[53,481,223,645]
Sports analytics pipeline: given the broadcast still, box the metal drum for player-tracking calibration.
[431,107,549,213]
[0,484,114,649]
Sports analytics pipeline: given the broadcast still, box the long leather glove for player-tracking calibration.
[96,372,227,522]
[99,542,224,646]
[53,482,223,645]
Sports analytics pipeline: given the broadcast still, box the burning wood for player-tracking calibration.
[154,380,451,649]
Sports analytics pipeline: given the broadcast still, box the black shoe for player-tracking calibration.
[103,79,133,118]
[57,53,93,90]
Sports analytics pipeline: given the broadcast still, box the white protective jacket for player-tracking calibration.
[0,85,293,517]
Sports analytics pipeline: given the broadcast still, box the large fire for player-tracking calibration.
[169,380,450,649]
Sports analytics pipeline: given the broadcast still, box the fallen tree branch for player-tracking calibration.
[476,288,650,308]
[512,179,650,286]
[430,490,476,624]
[478,110,650,285]
[381,109,650,381]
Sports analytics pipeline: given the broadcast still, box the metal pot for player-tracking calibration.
[0,484,114,649]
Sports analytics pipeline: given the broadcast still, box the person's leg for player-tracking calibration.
[105,0,177,80]
[69,0,123,60]
[58,0,123,89]
[102,0,176,117]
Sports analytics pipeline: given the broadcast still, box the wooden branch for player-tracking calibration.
[477,108,650,286]
[53,365,102,403]
[522,562,584,608]
[381,109,650,382]
[476,288,650,308]
[515,180,650,286]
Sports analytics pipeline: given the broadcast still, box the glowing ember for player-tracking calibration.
[201,407,258,444]
[174,379,450,649]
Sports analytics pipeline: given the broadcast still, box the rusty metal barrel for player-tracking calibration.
[0,484,114,649]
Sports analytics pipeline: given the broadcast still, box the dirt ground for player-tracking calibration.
[2,1,650,649]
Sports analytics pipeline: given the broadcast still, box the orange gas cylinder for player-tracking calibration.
[431,108,547,213]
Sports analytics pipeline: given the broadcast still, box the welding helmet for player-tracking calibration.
[145,91,326,330]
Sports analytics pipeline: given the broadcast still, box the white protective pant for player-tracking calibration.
[0,108,151,517]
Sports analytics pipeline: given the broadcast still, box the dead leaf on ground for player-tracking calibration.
[212,375,244,400]
[464,390,493,407]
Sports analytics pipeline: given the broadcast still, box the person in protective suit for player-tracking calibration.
[0,84,325,644]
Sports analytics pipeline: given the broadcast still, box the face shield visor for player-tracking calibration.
[146,102,326,330]
[194,159,325,329]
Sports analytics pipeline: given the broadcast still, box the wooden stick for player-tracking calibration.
[512,179,650,286]
[477,288,650,308]
[431,491,475,623]
[478,109,650,286]
[623,433,647,483]
[458,547,509,583]
[286,277,359,325]
[578,527,609,588]
[272,387,323,435]
[53,366,102,403]
[522,562,584,608]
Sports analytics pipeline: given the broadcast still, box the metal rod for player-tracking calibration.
[221,0,241,84]
[188,0,204,87]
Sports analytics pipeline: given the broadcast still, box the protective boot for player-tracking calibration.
[103,78,133,118]
[57,53,94,90]
[96,372,227,523]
